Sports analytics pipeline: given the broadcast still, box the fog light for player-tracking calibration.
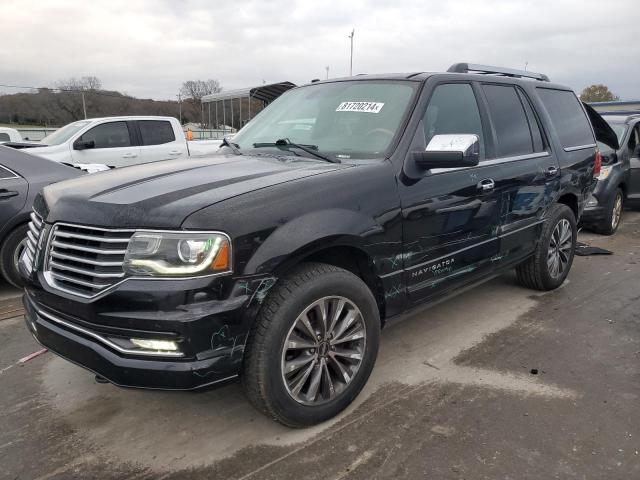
[130,338,179,351]
[586,195,598,207]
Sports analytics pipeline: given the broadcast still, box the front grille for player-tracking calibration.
[24,210,45,270]
[45,223,134,297]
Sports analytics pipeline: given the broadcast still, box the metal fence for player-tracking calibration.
[16,127,57,141]
[14,126,231,142]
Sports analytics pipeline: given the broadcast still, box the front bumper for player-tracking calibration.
[23,274,274,390]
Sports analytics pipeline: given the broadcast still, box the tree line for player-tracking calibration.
[0,76,223,127]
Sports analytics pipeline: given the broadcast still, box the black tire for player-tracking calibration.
[516,204,577,291]
[0,224,29,288]
[594,188,623,236]
[241,262,380,427]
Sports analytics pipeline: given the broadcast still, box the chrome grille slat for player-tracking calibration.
[45,223,134,297]
[24,210,45,272]
[53,231,131,244]
[49,260,125,278]
[49,251,122,267]
[51,240,127,255]
[50,271,113,289]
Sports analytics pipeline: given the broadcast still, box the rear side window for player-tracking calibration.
[0,133,10,142]
[423,83,484,156]
[138,120,176,146]
[482,84,534,157]
[80,122,132,149]
[0,165,18,179]
[537,88,594,149]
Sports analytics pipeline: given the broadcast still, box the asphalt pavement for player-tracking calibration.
[1,212,639,480]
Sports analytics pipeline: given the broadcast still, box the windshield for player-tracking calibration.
[232,81,417,159]
[41,121,91,145]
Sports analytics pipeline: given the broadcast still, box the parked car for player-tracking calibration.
[7,116,222,168]
[21,63,605,427]
[581,113,640,233]
[0,146,82,287]
[0,127,23,143]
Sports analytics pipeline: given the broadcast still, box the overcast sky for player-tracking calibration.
[3,0,639,100]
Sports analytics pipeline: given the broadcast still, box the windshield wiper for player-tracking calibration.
[253,138,340,163]
[220,137,242,155]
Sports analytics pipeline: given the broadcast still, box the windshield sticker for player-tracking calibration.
[336,102,385,113]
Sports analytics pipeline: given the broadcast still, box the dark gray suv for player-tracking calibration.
[581,113,640,234]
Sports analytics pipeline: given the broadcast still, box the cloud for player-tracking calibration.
[1,0,638,99]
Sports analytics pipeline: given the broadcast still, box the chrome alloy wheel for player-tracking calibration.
[281,296,366,405]
[13,237,27,273]
[547,218,573,279]
[612,194,623,230]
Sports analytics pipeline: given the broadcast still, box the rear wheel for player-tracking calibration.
[516,204,576,291]
[0,224,29,288]
[241,262,380,427]
[595,188,623,235]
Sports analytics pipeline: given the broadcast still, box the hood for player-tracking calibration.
[583,102,620,151]
[40,154,350,228]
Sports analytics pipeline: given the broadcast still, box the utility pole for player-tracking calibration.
[325,66,330,79]
[177,93,182,124]
[81,91,87,119]
[348,29,355,76]
[525,61,529,71]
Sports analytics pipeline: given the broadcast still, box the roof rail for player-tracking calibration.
[447,63,550,82]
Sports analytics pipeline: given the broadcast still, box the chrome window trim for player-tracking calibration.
[35,307,184,357]
[0,164,21,180]
[563,144,596,152]
[430,151,550,174]
[42,221,233,300]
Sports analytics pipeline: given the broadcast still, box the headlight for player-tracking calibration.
[123,231,231,277]
[597,165,613,181]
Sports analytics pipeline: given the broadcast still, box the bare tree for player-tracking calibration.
[55,76,103,92]
[180,79,222,102]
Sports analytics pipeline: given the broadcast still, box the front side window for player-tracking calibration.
[139,120,176,145]
[482,84,534,157]
[41,121,91,145]
[79,122,132,149]
[232,81,417,159]
[537,88,594,149]
[423,83,484,156]
[628,124,639,153]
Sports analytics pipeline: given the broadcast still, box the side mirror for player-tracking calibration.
[412,134,480,170]
[73,139,95,151]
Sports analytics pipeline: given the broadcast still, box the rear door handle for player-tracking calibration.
[477,179,495,192]
[122,153,138,158]
[0,190,19,200]
[545,166,559,177]
[168,150,182,156]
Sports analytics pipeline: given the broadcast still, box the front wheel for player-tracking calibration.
[0,224,29,288]
[241,263,380,427]
[516,204,577,291]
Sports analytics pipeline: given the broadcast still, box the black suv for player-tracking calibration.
[581,113,640,233]
[21,64,602,427]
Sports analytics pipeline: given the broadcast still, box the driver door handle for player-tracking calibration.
[477,179,495,192]
[545,166,559,177]
[0,189,19,200]
[122,153,138,159]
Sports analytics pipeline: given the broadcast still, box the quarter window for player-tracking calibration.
[423,83,484,156]
[482,84,534,157]
[537,88,594,149]
[79,122,132,149]
[0,133,10,142]
[138,120,176,145]
[0,164,18,179]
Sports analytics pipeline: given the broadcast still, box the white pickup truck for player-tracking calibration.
[18,116,221,168]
